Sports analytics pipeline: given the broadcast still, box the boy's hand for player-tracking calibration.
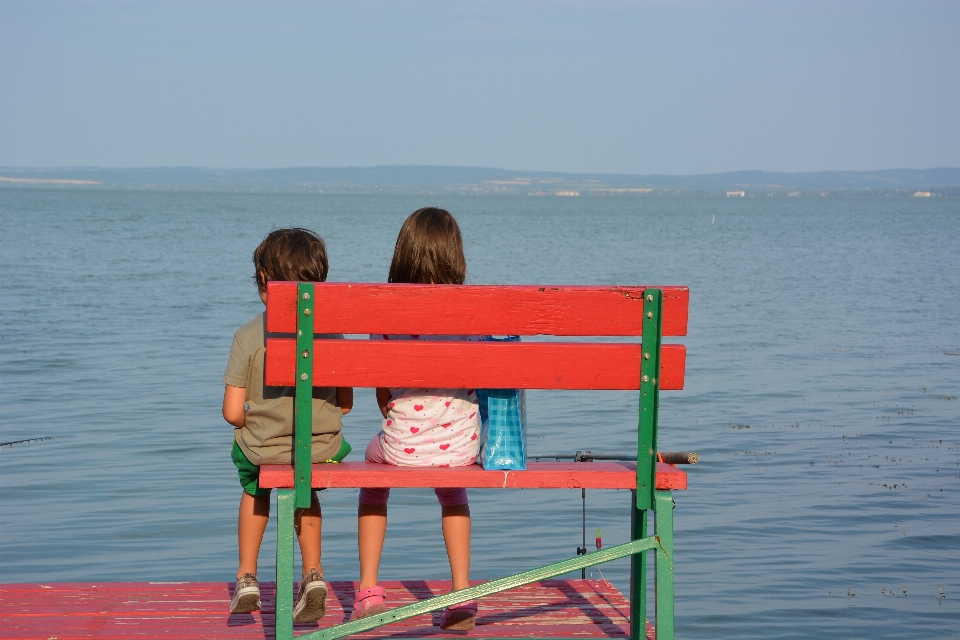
[223,384,247,428]
[337,387,354,415]
[376,387,392,419]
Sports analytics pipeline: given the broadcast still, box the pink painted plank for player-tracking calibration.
[265,339,686,391]
[258,461,687,491]
[266,281,688,337]
[1,580,654,639]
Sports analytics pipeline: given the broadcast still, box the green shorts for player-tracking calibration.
[231,437,352,497]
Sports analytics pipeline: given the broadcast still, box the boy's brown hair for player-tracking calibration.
[253,228,329,293]
[388,207,466,285]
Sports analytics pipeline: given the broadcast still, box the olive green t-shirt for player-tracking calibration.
[223,313,344,466]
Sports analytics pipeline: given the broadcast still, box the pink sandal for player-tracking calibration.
[439,600,477,631]
[350,586,387,621]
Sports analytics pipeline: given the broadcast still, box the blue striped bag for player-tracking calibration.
[477,336,527,470]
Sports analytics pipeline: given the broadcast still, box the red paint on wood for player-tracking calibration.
[266,281,688,337]
[265,339,686,391]
[258,461,686,491]
[660,344,685,390]
[2,579,653,639]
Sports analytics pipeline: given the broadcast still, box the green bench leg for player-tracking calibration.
[630,493,647,640]
[654,490,674,640]
[276,489,296,640]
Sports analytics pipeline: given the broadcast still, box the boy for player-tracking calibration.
[222,228,352,623]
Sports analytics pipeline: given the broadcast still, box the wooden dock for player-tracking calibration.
[3,579,654,639]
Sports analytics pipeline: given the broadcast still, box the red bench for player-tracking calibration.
[259,282,689,640]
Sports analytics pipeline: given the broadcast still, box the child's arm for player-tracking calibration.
[337,387,354,415]
[376,387,392,418]
[222,384,247,428]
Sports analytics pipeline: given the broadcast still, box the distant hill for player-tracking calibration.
[1,165,958,195]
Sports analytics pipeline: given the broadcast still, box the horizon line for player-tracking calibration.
[2,164,958,176]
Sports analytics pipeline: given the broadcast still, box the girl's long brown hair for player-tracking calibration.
[388,207,466,285]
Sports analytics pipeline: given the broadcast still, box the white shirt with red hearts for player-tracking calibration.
[372,334,482,467]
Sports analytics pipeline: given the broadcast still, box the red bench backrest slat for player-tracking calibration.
[265,339,686,390]
[266,282,688,337]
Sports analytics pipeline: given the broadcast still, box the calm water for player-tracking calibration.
[1,189,958,639]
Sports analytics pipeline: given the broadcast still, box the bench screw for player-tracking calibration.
[304,308,311,316]
[642,375,649,382]
[301,373,308,381]
[644,352,650,360]
[646,311,653,319]
[303,292,310,300]
[646,294,653,302]
[302,350,309,358]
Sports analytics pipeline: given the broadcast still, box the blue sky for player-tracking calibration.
[1,0,957,174]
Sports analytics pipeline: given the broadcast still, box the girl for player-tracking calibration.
[351,207,481,631]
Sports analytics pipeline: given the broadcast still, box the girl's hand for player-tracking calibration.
[337,387,354,415]
[376,387,392,418]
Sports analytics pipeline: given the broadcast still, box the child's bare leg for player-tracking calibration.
[238,492,270,578]
[358,503,388,589]
[295,492,323,577]
[441,504,471,591]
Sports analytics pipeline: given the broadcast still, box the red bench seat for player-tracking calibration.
[259,461,687,491]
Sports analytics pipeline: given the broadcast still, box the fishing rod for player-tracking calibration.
[529,450,699,464]
[0,437,54,449]
[526,450,699,578]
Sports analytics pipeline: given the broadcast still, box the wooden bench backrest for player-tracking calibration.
[264,282,687,390]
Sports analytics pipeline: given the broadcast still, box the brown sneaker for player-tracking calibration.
[293,568,328,623]
[230,573,261,614]
[439,600,477,631]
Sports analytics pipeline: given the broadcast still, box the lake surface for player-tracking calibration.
[1,189,958,639]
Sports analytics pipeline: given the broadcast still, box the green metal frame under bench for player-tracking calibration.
[259,281,690,640]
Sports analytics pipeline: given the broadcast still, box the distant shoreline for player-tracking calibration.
[1,166,958,197]
[0,176,101,186]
